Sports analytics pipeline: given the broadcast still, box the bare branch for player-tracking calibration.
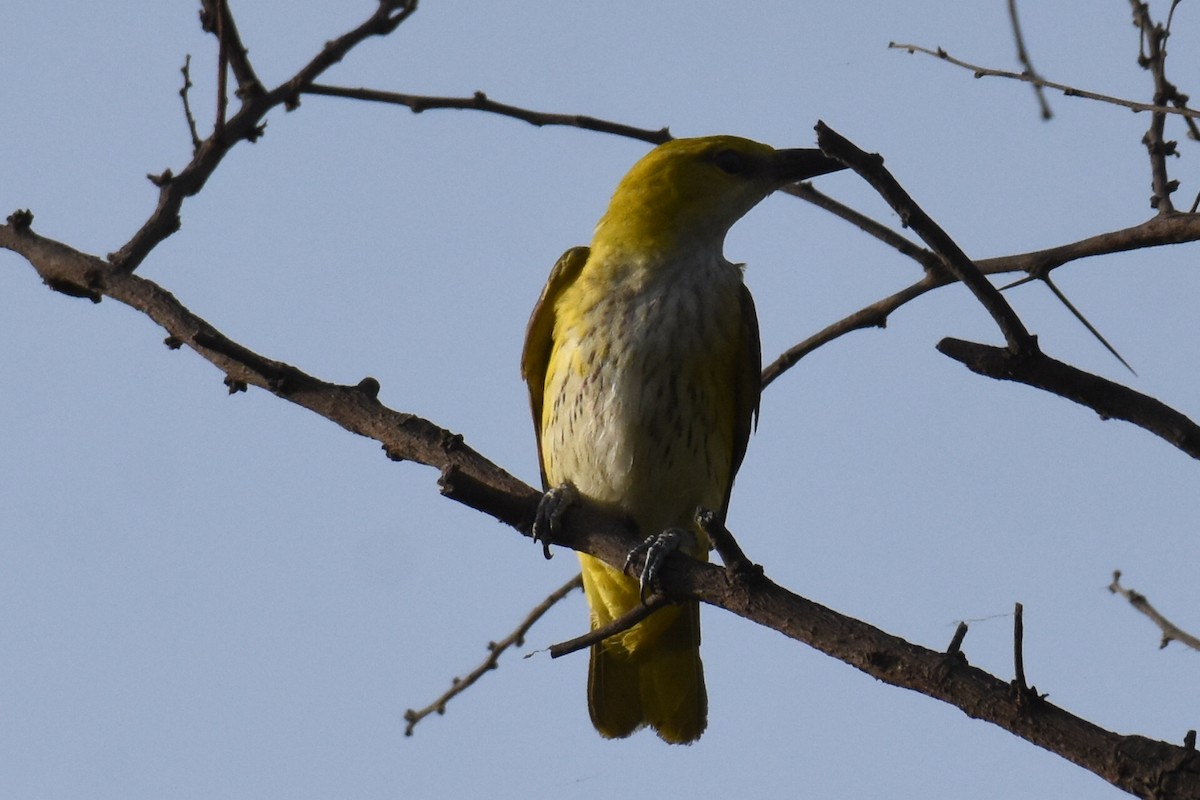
[763,273,936,388]
[303,85,671,144]
[937,338,1200,459]
[8,207,1200,796]
[1129,0,1181,213]
[0,215,541,531]
[179,55,203,152]
[766,211,1200,387]
[405,574,583,735]
[199,0,264,101]
[946,621,969,656]
[108,0,420,274]
[781,181,938,270]
[1013,602,1029,691]
[889,41,1200,122]
[1007,0,1053,119]
[548,594,670,659]
[1109,571,1200,651]
[815,122,1035,354]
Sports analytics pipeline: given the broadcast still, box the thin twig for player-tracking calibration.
[304,85,671,144]
[889,41,1200,122]
[215,0,228,133]
[763,273,937,388]
[179,55,202,153]
[947,621,969,656]
[1013,602,1028,690]
[404,574,583,736]
[108,0,420,273]
[1109,570,1200,651]
[783,182,939,271]
[548,593,670,659]
[1007,0,1053,119]
[767,211,1200,388]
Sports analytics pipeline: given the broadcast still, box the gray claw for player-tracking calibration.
[532,483,578,560]
[625,528,687,603]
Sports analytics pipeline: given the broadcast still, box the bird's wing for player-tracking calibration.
[520,246,591,489]
[720,282,762,520]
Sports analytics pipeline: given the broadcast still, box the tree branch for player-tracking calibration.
[815,121,1036,354]
[6,210,1200,795]
[1007,0,1053,120]
[888,41,1200,122]
[303,85,672,144]
[405,574,583,735]
[0,212,540,532]
[936,337,1200,459]
[1130,0,1180,213]
[8,5,1200,794]
[108,0,420,274]
[1109,571,1200,651]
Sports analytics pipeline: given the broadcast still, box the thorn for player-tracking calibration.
[1041,274,1136,374]
[999,273,1039,291]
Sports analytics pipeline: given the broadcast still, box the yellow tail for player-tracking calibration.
[579,553,707,744]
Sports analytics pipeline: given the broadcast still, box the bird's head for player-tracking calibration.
[593,135,844,255]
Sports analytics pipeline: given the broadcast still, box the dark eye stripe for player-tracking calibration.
[712,149,751,176]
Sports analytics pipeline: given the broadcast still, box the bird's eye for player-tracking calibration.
[712,149,751,176]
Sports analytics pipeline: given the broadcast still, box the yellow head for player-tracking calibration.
[592,135,843,254]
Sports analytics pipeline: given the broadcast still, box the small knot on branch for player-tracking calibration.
[356,376,381,400]
[7,209,34,230]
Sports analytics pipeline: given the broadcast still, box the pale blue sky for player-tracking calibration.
[3,2,1198,798]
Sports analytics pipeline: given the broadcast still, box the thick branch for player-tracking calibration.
[6,215,1199,796]
[1,215,539,529]
[199,0,265,101]
[937,338,1200,459]
[547,499,1200,798]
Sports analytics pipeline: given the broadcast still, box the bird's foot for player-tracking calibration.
[532,482,578,560]
[624,527,694,604]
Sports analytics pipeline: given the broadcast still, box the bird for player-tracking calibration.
[521,135,843,743]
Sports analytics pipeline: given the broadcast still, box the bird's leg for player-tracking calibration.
[625,527,694,604]
[532,482,578,560]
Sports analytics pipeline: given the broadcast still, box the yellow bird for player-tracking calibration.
[521,135,842,743]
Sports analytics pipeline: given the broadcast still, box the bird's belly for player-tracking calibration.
[541,283,739,541]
